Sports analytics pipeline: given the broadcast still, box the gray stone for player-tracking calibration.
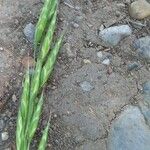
[1,132,9,141]
[99,25,132,47]
[97,51,103,59]
[23,23,35,43]
[108,106,150,150]
[97,51,112,61]
[143,81,150,95]
[143,81,150,104]
[80,81,94,92]
[140,104,150,126]
[102,58,110,65]
[133,36,150,62]
[127,62,140,71]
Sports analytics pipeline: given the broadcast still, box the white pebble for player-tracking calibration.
[102,59,110,65]
[1,132,9,141]
[97,51,103,58]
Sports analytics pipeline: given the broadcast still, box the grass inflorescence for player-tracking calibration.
[16,0,63,149]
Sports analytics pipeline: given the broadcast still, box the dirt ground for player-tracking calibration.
[0,0,150,150]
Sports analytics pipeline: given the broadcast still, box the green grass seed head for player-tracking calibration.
[38,120,50,150]
[39,10,57,62]
[20,70,30,122]
[34,0,57,49]
[16,109,23,150]
[41,34,63,87]
[16,0,63,149]
[28,93,44,140]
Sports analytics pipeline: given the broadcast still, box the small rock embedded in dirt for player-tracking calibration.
[23,23,35,43]
[64,43,74,57]
[80,81,94,92]
[99,25,132,47]
[102,58,110,65]
[97,51,112,61]
[0,47,4,51]
[71,22,79,28]
[127,62,140,71]
[129,0,150,19]
[21,56,35,68]
[133,36,150,62]
[108,106,150,150]
[97,51,103,59]
[12,94,17,102]
[1,132,9,141]
[83,59,91,64]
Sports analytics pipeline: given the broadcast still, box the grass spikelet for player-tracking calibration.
[41,34,63,87]
[28,93,43,140]
[39,10,57,62]
[16,71,30,150]
[20,70,30,123]
[34,0,51,49]
[16,109,23,150]
[34,0,57,49]
[26,61,42,134]
[38,120,50,150]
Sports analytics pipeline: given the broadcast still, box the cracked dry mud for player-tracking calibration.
[0,0,150,150]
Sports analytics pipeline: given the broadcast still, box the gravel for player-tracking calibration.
[80,81,94,92]
[99,25,132,47]
[133,36,150,62]
[23,23,35,43]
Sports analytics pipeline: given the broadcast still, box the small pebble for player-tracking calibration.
[80,81,94,92]
[102,58,110,65]
[23,23,35,43]
[99,25,132,47]
[128,62,140,71]
[107,66,113,75]
[83,59,91,64]
[133,36,150,62]
[72,22,79,28]
[129,0,150,19]
[97,51,103,59]
[12,94,17,102]
[0,47,4,51]
[1,132,9,141]
[64,43,74,57]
